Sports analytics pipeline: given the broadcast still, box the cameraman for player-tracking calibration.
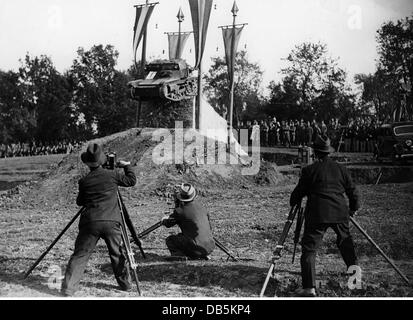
[289,135,360,297]
[61,143,136,297]
[161,184,215,261]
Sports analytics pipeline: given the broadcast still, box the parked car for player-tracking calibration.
[375,121,413,163]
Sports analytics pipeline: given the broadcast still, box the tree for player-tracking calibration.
[68,44,136,137]
[266,42,355,121]
[0,70,28,143]
[354,69,400,122]
[355,15,413,122]
[18,54,74,142]
[203,50,264,124]
[376,15,413,119]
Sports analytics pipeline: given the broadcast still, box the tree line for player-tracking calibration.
[204,14,412,126]
[0,45,138,145]
[0,15,411,145]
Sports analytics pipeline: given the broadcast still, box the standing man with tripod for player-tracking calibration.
[61,143,137,297]
[289,135,360,297]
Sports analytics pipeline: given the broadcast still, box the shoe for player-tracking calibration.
[165,256,189,262]
[293,288,317,297]
[118,284,132,292]
[60,289,76,297]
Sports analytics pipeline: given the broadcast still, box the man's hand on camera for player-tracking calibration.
[161,216,170,226]
[117,160,131,168]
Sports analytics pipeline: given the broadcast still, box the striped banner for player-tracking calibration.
[167,32,192,60]
[222,25,244,82]
[133,3,157,66]
[188,0,213,69]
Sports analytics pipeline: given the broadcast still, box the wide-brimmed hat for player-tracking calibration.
[176,183,197,202]
[311,135,335,153]
[81,143,106,168]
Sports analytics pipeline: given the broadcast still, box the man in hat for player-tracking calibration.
[61,143,136,296]
[162,183,215,261]
[288,135,360,297]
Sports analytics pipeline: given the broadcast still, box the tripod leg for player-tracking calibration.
[350,217,410,285]
[118,193,142,295]
[214,237,237,262]
[24,208,85,279]
[120,223,141,296]
[260,263,275,297]
[260,205,299,297]
[118,191,146,259]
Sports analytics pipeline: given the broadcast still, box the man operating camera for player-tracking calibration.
[161,183,215,261]
[61,143,136,296]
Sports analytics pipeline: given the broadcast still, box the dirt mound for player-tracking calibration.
[1,128,283,210]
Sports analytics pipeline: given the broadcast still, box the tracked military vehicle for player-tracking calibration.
[128,59,197,102]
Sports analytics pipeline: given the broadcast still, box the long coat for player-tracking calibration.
[290,157,360,224]
[165,200,215,254]
[76,166,137,227]
[250,124,260,143]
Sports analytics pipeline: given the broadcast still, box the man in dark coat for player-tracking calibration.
[289,135,360,297]
[61,143,137,296]
[162,184,215,261]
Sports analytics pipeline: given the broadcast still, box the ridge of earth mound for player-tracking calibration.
[1,128,286,210]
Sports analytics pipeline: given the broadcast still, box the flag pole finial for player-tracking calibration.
[231,1,239,17]
[177,7,185,22]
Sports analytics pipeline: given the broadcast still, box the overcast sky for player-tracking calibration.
[0,0,412,88]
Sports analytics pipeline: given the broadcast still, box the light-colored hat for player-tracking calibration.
[81,143,106,168]
[176,183,197,202]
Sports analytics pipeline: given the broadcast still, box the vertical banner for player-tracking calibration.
[222,26,244,82]
[167,32,192,60]
[133,3,157,67]
[188,0,213,69]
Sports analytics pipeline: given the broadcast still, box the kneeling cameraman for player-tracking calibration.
[162,184,215,261]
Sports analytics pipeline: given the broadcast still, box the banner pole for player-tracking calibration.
[136,0,149,128]
[197,63,202,130]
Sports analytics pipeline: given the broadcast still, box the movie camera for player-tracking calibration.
[103,152,117,170]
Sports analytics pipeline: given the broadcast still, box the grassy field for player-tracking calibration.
[0,132,412,298]
[0,183,412,298]
[0,155,64,191]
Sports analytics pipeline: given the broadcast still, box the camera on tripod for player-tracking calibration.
[103,152,117,170]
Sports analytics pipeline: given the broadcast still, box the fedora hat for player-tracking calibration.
[176,183,197,202]
[311,135,335,153]
[81,143,106,168]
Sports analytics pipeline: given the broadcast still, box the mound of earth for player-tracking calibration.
[0,128,284,210]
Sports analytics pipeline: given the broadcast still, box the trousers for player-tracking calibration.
[300,222,357,289]
[166,234,209,259]
[61,221,131,295]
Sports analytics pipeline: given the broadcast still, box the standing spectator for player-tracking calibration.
[305,121,313,146]
[312,120,321,142]
[250,120,260,146]
[282,121,291,148]
[260,120,269,147]
[268,121,277,147]
[297,119,305,146]
[275,121,281,146]
[290,120,297,146]
[321,120,328,136]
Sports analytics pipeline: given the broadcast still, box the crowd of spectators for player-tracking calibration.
[0,140,84,158]
[237,117,381,153]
